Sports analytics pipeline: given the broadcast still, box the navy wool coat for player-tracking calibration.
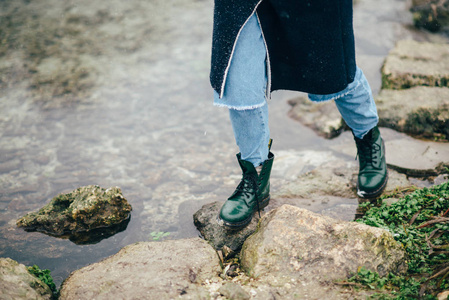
[210,0,357,97]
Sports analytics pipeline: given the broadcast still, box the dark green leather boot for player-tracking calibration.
[219,151,274,229]
[354,126,388,198]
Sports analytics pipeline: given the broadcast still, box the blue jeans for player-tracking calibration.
[214,14,379,167]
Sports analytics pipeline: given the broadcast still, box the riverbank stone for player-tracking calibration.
[382,40,449,90]
[240,205,407,284]
[59,238,221,300]
[16,185,132,240]
[331,130,449,177]
[0,258,53,300]
[376,86,449,140]
[287,96,345,139]
[273,156,411,202]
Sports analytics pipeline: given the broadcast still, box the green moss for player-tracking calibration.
[405,107,449,141]
[350,182,449,298]
[17,185,132,235]
[27,264,57,299]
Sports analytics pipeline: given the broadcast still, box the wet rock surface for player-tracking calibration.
[381,40,449,90]
[193,201,260,251]
[194,149,420,252]
[331,129,449,177]
[376,86,449,140]
[287,96,345,139]
[16,185,132,240]
[1,0,448,295]
[273,151,413,204]
[0,257,53,300]
[58,205,406,300]
[59,238,221,300]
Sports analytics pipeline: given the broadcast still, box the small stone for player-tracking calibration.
[219,282,250,300]
[382,197,401,206]
[434,174,449,185]
[437,290,449,300]
[225,264,239,277]
[222,245,235,260]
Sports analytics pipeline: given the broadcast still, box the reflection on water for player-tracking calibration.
[0,0,445,287]
[21,217,132,246]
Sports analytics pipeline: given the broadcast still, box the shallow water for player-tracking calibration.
[0,0,446,286]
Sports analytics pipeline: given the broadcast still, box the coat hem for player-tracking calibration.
[308,81,361,103]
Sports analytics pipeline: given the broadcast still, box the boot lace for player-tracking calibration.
[356,139,381,167]
[235,173,261,217]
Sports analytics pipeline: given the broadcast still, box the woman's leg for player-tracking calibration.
[333,68,378,138]
[213,13,269,167]
[229,103,270,167]
[334,68,388,198]
[214,13,274,229]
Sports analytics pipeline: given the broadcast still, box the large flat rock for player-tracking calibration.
[59,238,221,300]
[382,40,449,89]
[240,205,407,298]
[331,129,449,176]
[376,86,449,140]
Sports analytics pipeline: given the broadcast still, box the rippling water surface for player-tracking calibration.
[0,0,444,286]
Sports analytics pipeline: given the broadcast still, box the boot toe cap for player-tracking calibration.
[358,171,388,197]
[219,201,250,224]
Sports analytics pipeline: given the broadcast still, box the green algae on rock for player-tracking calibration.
[16,185,132,237]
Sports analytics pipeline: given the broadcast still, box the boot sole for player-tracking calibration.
[357,170,389,199]
[218,196,270,230]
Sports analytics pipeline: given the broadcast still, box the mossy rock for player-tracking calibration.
[381,40,449,90]
[17,185,132,236]
[376,86,449,140]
